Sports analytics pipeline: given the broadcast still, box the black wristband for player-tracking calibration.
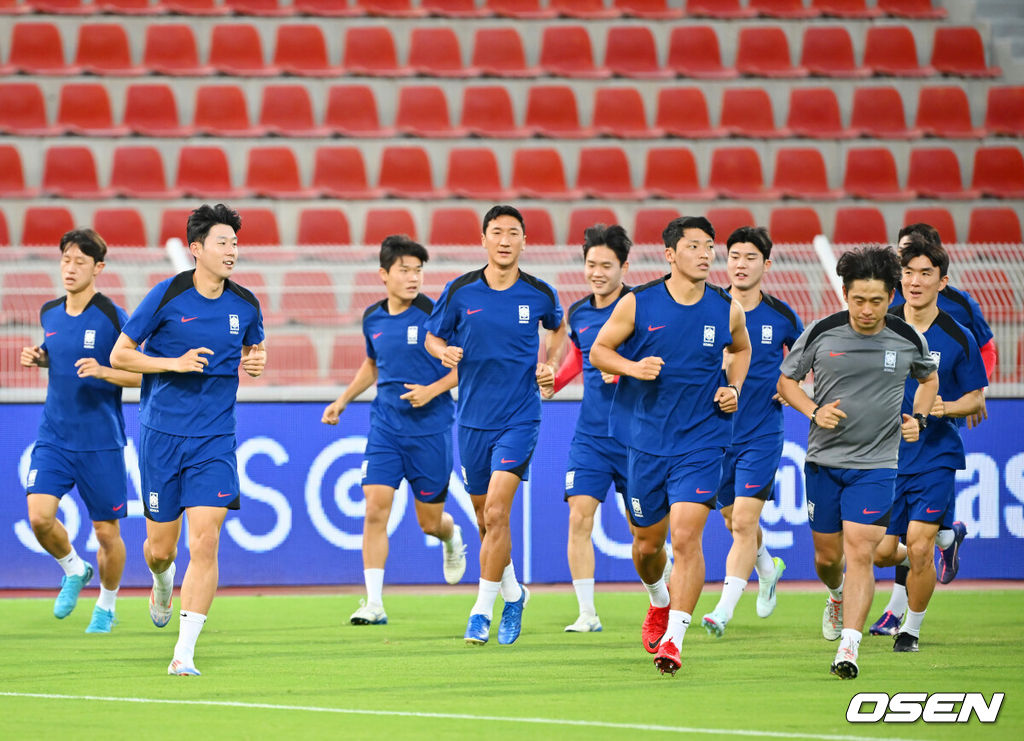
[811,405,822,425]
[727,383,739,398]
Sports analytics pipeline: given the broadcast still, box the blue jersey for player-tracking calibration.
[890,306,988,473]
[363,294,454,437]
[122,270,264,437]
[567,285,631,438]
[426,267,562,430]
[612,278,735,456]
[892,284,993,348]
[728,291,803,445]
[37,293,128,451]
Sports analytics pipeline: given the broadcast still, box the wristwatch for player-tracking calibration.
[913,412,928,430]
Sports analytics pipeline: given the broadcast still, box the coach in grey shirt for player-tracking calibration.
[778,246,937,681]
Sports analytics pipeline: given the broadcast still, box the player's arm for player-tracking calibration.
[590,294,662,380]
[74,357,142,388]
[109,332,213,374]
[240,341,267,378]
[20,345,49,368]
[424,331,463,369]
[714,300,751,413]
[537,318,568,398]
[322,357,378,425]
[932,388,984,420]
[901,371,939,442]
[777,373,846,430]
[400,368,458,409]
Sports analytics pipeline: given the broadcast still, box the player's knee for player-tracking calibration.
[188,529,220,562]
[482,504,510,532]
[28,511,56,537]
[815,548,841,570]
[147,541,177,563]
[92,522,122,551]
[907,538,934,568]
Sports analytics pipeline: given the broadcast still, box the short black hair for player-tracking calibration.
[379,234,429,271]
[897,222,942,248]
[582,223,631,265]
[899,233,949,278]
[726,226,772,260]
[836,245,901,293]
[59,228,107,263]
[481,205,525,235]
[662,216,715,250]
[186,203,242,246]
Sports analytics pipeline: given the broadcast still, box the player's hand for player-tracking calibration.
[441,345,463,369]
[401,383,436,408]
[966,395,988,429]
[930,395,946,418]
[630,356,664,381]
[241,345,266,378]
[321,400,345,425]
[901,413,921,442]
[772,392,790,407]
[714,385,739,413]
[536,362,555,398]
[813,399,846,429]
[600,372,618,384]
[21,345,46,367]
[74,357,107,380]
[174,347,213,373]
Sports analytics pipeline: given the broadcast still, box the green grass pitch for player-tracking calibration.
[0,588,1020,740]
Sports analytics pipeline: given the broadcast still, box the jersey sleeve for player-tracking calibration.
[541,291,563,331]
[955,331,989,395]
[909,329,938,379]
[362,315,376,360]
[779,321,815,380]
[122,283,166,344]
[425,281,457,342]
[785,311,805,348]
[960,289,995,347]
[243,304,264,346]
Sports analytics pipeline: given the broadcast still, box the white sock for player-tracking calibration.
[902,608,926,637]
[839,628,861,654]
[173,610,207,664]
[500,562,522,602]
[935,528,954,550]
[643,578,670,608]
[151,562,175,603]
[56,548,87,578]
[755,543,775,579]
[885,583,908,616]
[364,568,384,607]
[715,576,747,620]
[899,554,911,568]
[443,524,461,550]
[470,578,501,619]
[572,578,596,616]
[827,576,844,602]
[663,609,691,646]
[96,586,118,612]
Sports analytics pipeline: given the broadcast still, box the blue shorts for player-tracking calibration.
[804,463,895,534]
[458,423,538,496]
[716,433,782,509]
[887,467,955,536]
[26,442,128,522]
[564,432,628,503]
[140,426,240,523]
[362,426,452,503]
[626,446,724,528]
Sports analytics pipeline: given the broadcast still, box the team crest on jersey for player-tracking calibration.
[884,350,897,372]
[807,500,814,522]
[703,325,716,347]
[83,329,96,349]
[360,459,368,481]
[930,350,941,368]
[518,304,530,324]
[761,324,773,345]
[229,314,240,335]
[631,497,643,518]
[149,491,159,513]
[407,325,418,345]
[27,469,37,487]
[565,471,575,490]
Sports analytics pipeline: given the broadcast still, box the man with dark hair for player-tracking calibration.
[591,215,751,675]
[702,226,803,638]
[425,205,566,646]
[110,203,266,675]
[778,245,938,679]
[21,228,140,633]
[322,235,465,625]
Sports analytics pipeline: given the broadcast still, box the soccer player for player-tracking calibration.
[868,236,987,652]
[702,227,803,638]
[21,228,140,633]
[110,204,266,676]
[321,235,466,625]
[590,216,751,675]
[424,205,566,646]
[777,245,938,679]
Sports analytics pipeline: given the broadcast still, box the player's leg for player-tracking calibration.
[935,493,967,584]
[140,426,182,628]
[705,496,763,636]
[352,484,394,625]
[85,519,125,633]
[804,462,847,644]
[407,432,465,585]
[868,533,907,636]
[565,494,602,632]
[412,497,465,585]
[460,425,503,644]
[895,519,939,652]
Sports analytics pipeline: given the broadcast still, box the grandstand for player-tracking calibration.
[1,0,1022,398]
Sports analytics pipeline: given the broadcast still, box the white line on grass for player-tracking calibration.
[0,691,932,741]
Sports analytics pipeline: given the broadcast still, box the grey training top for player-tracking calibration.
[780,311,937,470]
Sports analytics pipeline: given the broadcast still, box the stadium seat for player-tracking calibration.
[227,270,279,327]
[281,271,342,325]
[0,83,57,136]
[709,147,780,200]
[263,334,323,386]
[162,0,230,13]
[959,268,1020,322]
[613,0,683,18]
[342,26,411,76]
[408,27,477,77]
[0,211,9,247]
[769,207,824,243]
[259,85,329,137]
[655,87,726,138]
[878,0,945,19]
[735,27,807,78]
[292,0,361,15]
[555,268,591,307]
[158,208,192,246]
[750,0,818,17]
[21,207,74,246]
[592,88,663,138]
[429,207,482,246]
[9,22,80,75]
[355,0,427,15]
[511,149,583,200]
[931,27,1001,78]
[833,207,887,244]
[843,148,915,200]
[422,0,491,16]
[74,24,143,76]
[110,146,181,199]
[666,26,737,79]
[142,24,213,76]
[539,25,610,78]
[576,147,645,200]
[364,208,417,244]
[225,0,293,15]
[634,208,681,244]
[971,146,1024,199]
[685,0,755,18]
[312,146,384,199]
[56,83,129,137]
[378,146,447,199]
[42,146,112,199]
[175,146,249,199]
[811,0,881,17]
[461,86,531,137]
[907,148,978,200]
[916,86,985,138]
[94,271,127,312]
[93,208,148,248]
[194,85,265,137]
[967,207,1022,244]
[324,85,394,137]
[568,208,619,246]
[604,25,672,79]
[903,207,957,245]
[772,148,843,199]
[550,0,620,18]
[985,86,1024,137]
[246,147,318,199]
[2,272,57,326]
[786,87,854,139]
[297,208,351,245]
[209,24,279,76]
[518,208,556,245]
[799,26,871,78]
[484,0,556,17]
[644,147,715,199]
[863,26,934,76]
[236,208,281,246]
[26,0,95,13]
[446,147,514,200]
[720,88,789,138]
[124,84,194,137]
[471,28,540,77]
[0,335,44,389]
[395,85,467,138]
[850,86,922,139]
[0,146,37,198]
[525,85,594,138]
[329,334,367,381]
[767,269,816,321]
[273,24,343,76]
[705,208,755,244]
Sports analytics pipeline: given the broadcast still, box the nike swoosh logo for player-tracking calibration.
[696,488,711,495]
[863,509,881,515]
[420,491,434,497]
[112,503,124,511]
[647,638,661,651]
[45,331,57,337]
[500,458,517,464]
[467,309,483,315]
[217,491,233,498]
[181,316,198,323]
[926,508,942,514]
[648,325,666,332]
[744,483,761,489]
[578,326,590,333]
[829,351,846,357]
[372,332,383,339]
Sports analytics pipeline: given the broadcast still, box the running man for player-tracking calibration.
[110,204,266,675]
[425,205,566,646]
[591,216,751,675]
[702,226,803,638]
[777,245,938,679]
[21,228,140,633]
[321,235,466,626]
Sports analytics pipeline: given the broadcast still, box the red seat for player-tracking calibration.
[750,0,819,17]
[194,85,265,137]
[2,273,57,326]
[709,147,780,200]
[903,207,957,245]
[429,208,482,246]
[720,88,789,138]
[863,26,934,77]
[0,335,45,389]
[971,146,1024,199]
[878,0,945,18]
[907,148,978,200]
[931,27,1001,78]
[916,86,985,138]
[604,25,672,79]
[634,208,681,244]
[297,208,351,246]
[292,0,361,15]
[985,86,1024,137]
[446,147,513,200]
[9,22,80,75]
[959,268,1020,322]
[408,27,477,77]
[74,23,143,76]
[0,211,8,247]
[811,0,881,17]
[354,0,427,15]
[767,269,817,320]
[330,334,368,380]
[850,86,922,139]
[378,146,446,199]
[471,28,540,78]
[0,146,37,198]
[26,0,95,13]
[21,208,74,247]
[833,207,887,244]
[666,26,736,79]
[273,24,342,76]
[94,271,127,312]
[158,209,192,246]
[225,0,293,15]
[519,208,556,245]
[124,84,194,137]
[551,0,619,17]
[461,86,531,138]
[110,146,181,199]
[42,146,112,199]
[655,87,726,138]
[142,24,213,76]
[512,149,583,200]
[769,207,823,243]
[644,147,715,199]
[395,86,467,138]
[364,208,417,244]
[312,146,384,199]
[967,208,1022,244]
[209,24,279,77]
[176,146,248,199]
[93,208,148,248]
[706,208,756,244]
[568,208,619,246]
[0,83,58,136]
[422,0,491,16]
[800,26,871,78]
[227,271,279,327]
[246,147,317,199]
[593,88,662,139]
[773,148,843,199]
[843,148,915,200]
[577,147,645,200]
[342,26,411,76]
[526,85,594,138]
[324,85,395,137]
[555,268,591,307]
[686,0,756,18]
[613,0,682,17]
[56,83,129,137]
[263,334,322,386]
[484,0,557,17]
[237,208,281,246]
[539,25,610,79]
[162,0,230,13]
[736,27,807,78]
[281,271,341,325]
[259,85,329,137]
[786,87,853,139]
